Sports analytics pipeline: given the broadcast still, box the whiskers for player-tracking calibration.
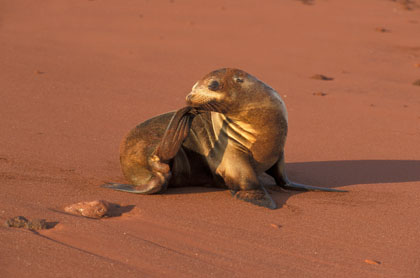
[198,101,228,113]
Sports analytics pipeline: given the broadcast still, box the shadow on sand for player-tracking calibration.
[166,160,420,208]
[286,159,420,187]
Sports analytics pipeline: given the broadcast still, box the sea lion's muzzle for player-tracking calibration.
[186,89,223,106]
[185,92,195,105]
[185,91,207,107]
[186,90,228,114]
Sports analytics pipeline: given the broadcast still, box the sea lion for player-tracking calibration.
[103,68,346,209]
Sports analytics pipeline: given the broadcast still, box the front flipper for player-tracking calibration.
[281,183,347,192]
[266,153,348,193]
[217,149,277,209]
[231,187,277,209]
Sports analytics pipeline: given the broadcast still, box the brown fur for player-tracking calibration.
[105,68,345,209]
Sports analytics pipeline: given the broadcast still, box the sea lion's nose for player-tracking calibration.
[186,92,195,104]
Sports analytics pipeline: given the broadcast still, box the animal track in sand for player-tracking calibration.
[5,216,58,230]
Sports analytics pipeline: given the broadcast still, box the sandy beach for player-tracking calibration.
[1,0,420,277]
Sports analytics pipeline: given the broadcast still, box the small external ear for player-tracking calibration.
[208,80,220,91]
[234,77,244,83]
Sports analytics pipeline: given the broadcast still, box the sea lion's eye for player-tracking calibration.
[234,77,244,83]
[208,80,220,91]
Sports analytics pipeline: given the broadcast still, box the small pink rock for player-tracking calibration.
[64,200,111,219]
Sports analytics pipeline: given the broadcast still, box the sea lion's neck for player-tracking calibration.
[211,112,256,150]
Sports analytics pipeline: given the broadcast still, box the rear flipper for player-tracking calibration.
[102,155,172,193]
[102,182,157,194]
[155,106,196,162]
[103,106,197,194]
[266,153,348,193]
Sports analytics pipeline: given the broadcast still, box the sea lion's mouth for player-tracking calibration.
[186,102,227,114]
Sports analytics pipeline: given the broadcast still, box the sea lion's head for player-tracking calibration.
[186,68,258,115]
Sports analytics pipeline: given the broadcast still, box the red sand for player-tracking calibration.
[1,0,420,277]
